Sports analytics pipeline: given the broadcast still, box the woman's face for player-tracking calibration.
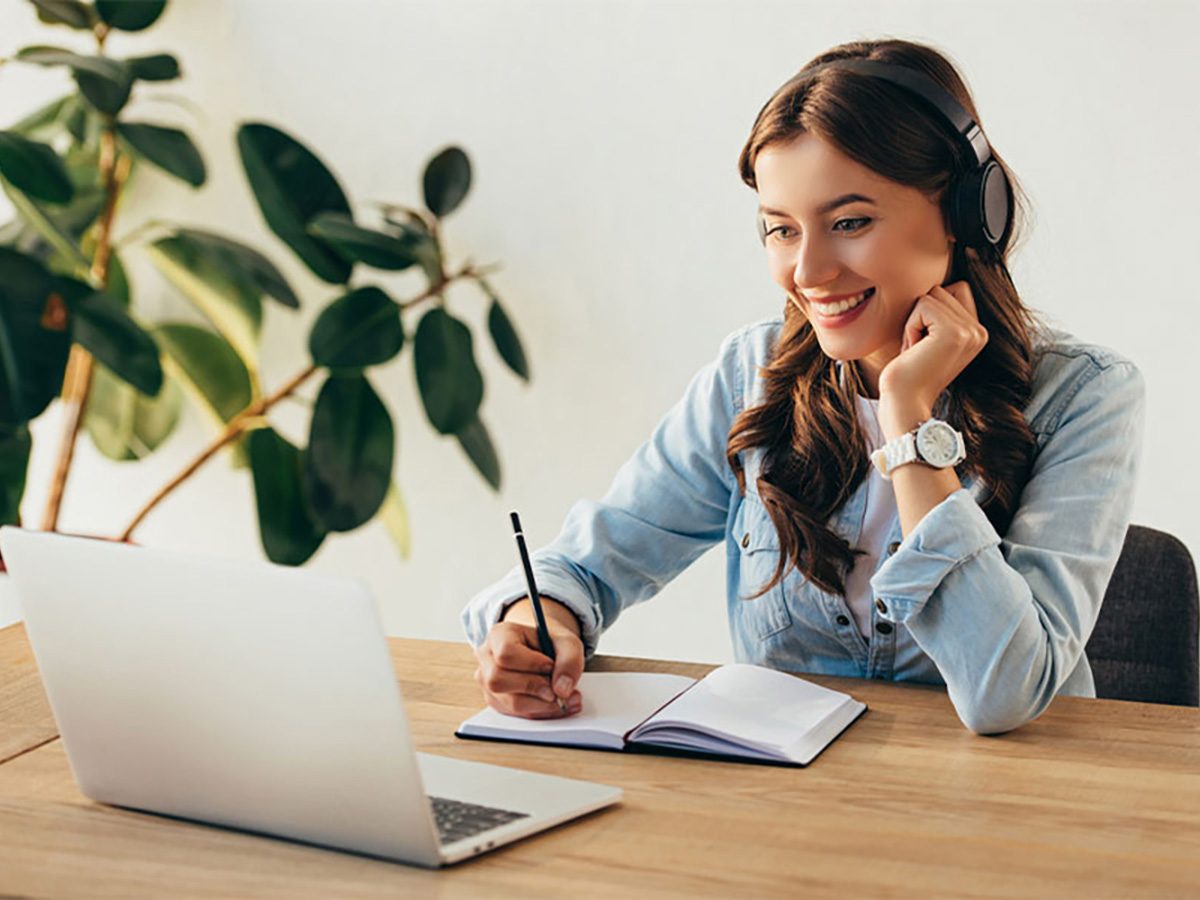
[754,132,955,387]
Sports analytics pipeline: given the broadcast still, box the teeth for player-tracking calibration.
[815,288,873,316]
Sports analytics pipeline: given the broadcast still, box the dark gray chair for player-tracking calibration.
[1087,525,1199,707]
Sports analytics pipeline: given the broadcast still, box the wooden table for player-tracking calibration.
[1,622,1198,898]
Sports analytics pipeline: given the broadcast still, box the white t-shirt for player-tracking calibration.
[843,394,898,638]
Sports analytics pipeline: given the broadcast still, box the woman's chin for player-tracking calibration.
[813,334,867,362]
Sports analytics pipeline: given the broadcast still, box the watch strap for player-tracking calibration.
[870,431,918,481]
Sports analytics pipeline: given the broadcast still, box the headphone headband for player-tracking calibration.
[805,59,992,168]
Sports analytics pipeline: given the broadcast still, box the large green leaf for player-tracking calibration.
[76,67,133,115]
[308,286,404,369]
[125,53,180,81]
[303,374,394,532]
[479,277,529,381]
[171,228,298,308]
[247,428,325,566]
[116,122,205,187]
[0,425,32,526]
[236,123,352,284]
[0,248,72,426]
[153,323,253,424]
[84,360,182,461]
[95,0,166,31]
[456,413,501,490]
[0,131,73,205]
[67,283,163,397]
[422,146,471,218]
[146,233,263,372]
[307,212,421,271]
[378,481,411,560]
[30,0,96,29]
[413,307,483,434]
[16,47,133,116]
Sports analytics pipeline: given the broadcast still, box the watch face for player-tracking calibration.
[917,421,961,467]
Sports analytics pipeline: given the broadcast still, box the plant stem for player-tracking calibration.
[118,364,319,542]
[116,263,484,541]
[397,261,475,310]
[40,122,125,531]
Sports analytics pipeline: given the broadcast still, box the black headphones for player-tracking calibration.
[755,58,1011,251]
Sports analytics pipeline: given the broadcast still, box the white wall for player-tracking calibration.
[1,0,1196,662]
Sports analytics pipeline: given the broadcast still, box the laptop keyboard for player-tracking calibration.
[428,795,530,845]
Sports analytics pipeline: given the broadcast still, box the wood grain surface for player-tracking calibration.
[0,624,1197,898]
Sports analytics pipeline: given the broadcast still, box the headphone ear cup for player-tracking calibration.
[950,163,1011,249]
[979,161,1011,246]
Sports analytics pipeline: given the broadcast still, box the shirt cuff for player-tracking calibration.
[869,487,1000,623]
[460,566,606,659]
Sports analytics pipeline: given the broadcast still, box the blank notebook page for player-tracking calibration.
[639,664,849,750]
[461,671,697,744]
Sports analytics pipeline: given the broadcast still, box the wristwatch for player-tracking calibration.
[870,418,966,480]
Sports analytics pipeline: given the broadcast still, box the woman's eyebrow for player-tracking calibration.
[758,193,877,217]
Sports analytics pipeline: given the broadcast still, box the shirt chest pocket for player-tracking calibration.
[734,495,794,640]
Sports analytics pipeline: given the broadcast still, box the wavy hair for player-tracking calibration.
[728,38,1039,598]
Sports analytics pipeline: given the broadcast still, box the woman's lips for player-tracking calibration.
[809,288,875,329]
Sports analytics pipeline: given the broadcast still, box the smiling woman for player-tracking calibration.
[461,37,1146,737]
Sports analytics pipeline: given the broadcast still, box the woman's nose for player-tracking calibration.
[791,234,840,294]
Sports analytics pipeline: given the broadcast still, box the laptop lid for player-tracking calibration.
[0,527,445,867]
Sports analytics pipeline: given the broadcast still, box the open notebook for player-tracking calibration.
[456,664,866,767]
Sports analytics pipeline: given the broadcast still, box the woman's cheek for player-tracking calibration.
[767,256,792,294]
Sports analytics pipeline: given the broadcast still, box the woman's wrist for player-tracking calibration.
[877,394,933,442]
[500,596,583,638]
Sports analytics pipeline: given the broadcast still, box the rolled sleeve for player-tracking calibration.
[460,565,606,658]
[870,488,1000,622]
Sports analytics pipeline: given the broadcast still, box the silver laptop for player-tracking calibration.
[0,527,621,867]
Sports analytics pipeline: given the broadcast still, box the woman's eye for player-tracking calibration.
[765,218,870,242]
[833,217,871,232]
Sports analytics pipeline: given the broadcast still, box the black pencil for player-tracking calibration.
[509,511,566,711]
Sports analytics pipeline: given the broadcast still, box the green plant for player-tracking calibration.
[0,0,530,565]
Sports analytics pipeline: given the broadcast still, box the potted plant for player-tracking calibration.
[0,0,530,576]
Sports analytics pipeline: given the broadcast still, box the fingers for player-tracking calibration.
[927,284,988,352]
[936,280,977,320]
[475,621,586,720]
[478,665,559,702]
[549,631,586,700]
[473,657,583,718]
[484,686,584,719]
[902,302,930,354]
[486,622,555,674]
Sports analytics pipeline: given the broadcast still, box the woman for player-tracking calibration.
[461,38,1144,734]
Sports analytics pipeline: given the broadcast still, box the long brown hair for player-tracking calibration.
[728,39,1038,598]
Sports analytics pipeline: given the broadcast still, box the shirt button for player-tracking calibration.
[836,615,850,626]
[875,598,888,614]
[741,532,750,549]
[888,541,901,555]
[875,622,894,635]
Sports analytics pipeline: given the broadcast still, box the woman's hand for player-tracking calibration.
[877,280,987,437]
[472,597,585,719]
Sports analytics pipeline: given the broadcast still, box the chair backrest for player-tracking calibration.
[1088,525,1199,707]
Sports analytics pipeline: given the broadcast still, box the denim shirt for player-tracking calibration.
[461,317,1146,734]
